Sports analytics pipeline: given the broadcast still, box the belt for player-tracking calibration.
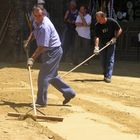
[45,46,60,51]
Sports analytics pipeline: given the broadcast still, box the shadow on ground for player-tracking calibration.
[0,100,31,113]
[0,58,139,78]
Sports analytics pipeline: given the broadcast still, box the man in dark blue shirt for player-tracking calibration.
[61,0,78,62]
[94,11,122,83]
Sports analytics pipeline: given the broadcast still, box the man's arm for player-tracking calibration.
[31,46,46,60]
[79,12,88,26]
[110,27,122,45]
[24,32,35,49]
[93,37,100,55]
[112,19,122,39]
[75,22,83,27]
[95,37,99,48]
[115,28,122,38]
[27,32,34,43]
[76,13,91,27]
[64,10,72,23]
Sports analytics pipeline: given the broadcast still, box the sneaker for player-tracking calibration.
[36,103,47,107]
[63,94,75,105]
[104,77,111,83]
[30,103,47,108]
[69,62,74,66]
[83,63,89,66]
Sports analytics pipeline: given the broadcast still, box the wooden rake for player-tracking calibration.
[61,41,111,78]
[8,47,63,122]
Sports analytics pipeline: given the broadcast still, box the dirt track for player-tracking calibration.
[0,60,140,140]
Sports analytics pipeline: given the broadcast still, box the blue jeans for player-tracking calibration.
[36,47,76,105]
[99,44,116,79]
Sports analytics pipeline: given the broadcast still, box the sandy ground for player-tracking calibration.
[0,60,140,140]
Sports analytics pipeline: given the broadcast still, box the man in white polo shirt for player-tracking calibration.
[73,5,91,65]
[26,6,76,106]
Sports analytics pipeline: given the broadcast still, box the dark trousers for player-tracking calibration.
[100,44,116,79]
[73,34,91,65]
[36,47,76,105]
[62,28,76,61]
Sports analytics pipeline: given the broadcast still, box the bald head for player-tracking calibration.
[95,11,107,24]
[32,5,43,15]
[69,0,77,10]
[96,11,106,18]
[70,0,77,6]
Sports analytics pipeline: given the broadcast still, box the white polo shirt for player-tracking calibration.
[75,14,91,39]
[33,16,61,48]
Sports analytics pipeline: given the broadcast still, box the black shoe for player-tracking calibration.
[63,95,75,105]
[104,77,111,83]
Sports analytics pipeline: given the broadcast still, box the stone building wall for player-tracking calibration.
[0,0,65,62]
[0,0,35,62]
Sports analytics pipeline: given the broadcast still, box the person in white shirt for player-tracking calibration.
[73,5,92,65]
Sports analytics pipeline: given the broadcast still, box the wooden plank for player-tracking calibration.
[8,112,64,122]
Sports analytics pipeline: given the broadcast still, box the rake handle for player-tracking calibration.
[61,42,111,78]
[28,66,37,116]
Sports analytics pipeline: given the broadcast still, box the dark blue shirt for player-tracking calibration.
[65,10,78,30]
